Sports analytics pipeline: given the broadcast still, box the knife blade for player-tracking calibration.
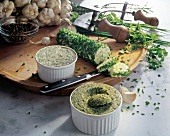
[40,70,100,94]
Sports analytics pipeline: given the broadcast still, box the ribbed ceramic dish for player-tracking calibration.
[35,45,78,83]
[70,83,122,135]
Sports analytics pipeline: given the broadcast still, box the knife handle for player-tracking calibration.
[133,10,159,26]
[40,74,89,94]
[97,18,129,43]
[40,71,100,94]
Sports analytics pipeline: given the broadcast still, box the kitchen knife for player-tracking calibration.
[40,70,100,94]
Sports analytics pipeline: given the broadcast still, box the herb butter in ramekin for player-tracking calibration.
[36,45,77,83]
[70,83,122,135]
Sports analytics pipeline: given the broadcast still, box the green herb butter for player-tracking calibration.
[71,83,122,115]
[36,46,77,67]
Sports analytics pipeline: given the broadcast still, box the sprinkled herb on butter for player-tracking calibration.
[36,46,77,67]
[71,83,121,115]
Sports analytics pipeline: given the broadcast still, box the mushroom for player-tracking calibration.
[119,85,137,103]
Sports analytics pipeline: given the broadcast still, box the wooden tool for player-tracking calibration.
[73,12,129,43]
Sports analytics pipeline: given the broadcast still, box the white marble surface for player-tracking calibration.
[0,0,170,136]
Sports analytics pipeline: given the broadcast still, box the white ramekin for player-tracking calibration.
[35,45,78,83]
[70,84,122,135]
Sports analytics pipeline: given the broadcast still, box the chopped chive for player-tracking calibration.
[148,95,152,99]
[127,78,130,81]
[130,86,134,88]
[155,107,159,110]
[145,101,150,106]
[126,106,130,110]
[142,89,144,94]
[131,78,138,83]
[22,63,25,66]
[161,95,165,98]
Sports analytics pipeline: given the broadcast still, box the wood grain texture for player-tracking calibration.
[0,26,146,95]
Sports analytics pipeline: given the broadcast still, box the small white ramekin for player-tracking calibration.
[70,83,122,135]
[35,45,78,83]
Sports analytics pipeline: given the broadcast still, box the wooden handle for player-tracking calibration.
[133,10,159,26]
[97,18,129,43]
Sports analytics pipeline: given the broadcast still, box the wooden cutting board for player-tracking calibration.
[0,26,146,95]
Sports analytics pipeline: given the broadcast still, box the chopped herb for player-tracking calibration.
[35,125,38,128]
[148,95,152,100]
[137,105,140,107]
[141,81,144,84]
[152,113,154,115]
[15,70,19,72]
[127,59,131,62]
[136,111,139,113]
[44,131,46,134]
[137,88,140,93]
[153,103,156,106]
[130,86,134,88]
[126,106,130,110]
[142,89,144,94]
[127,78,130,81]
[158,74,161,77]
[156,89,159,91]
[133,105,135,107]
[155,107,159,110]
[157,102,160,105]
[133,70,136,73]
[31,56,34,58]
[76,68,81,71]
[145,101,150,106]
[151,81,153,84]
[94,5,99,8]
[84,67,87,69]
[121,109,124,112]
[161,95,165,98]
[132,113,135,115]
[21,63,25,66]
[156,93,160,95]
[27,112,30,114]
[131,78,138,83]
[141,113,145,115]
